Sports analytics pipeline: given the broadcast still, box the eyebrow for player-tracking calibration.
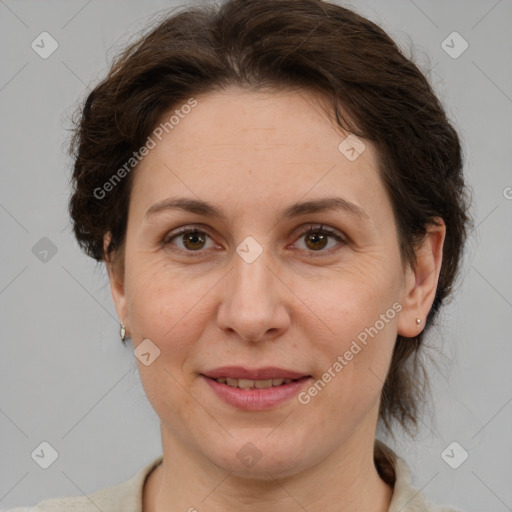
[145,196,369,221]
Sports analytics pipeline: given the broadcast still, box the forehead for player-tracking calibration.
[149,87,370,161]
[131,87,389,226]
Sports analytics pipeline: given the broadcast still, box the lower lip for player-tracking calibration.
[202,375,311,411]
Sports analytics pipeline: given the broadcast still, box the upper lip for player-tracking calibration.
[202,366,310,380]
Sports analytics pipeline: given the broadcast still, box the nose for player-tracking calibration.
[216,249,291,343]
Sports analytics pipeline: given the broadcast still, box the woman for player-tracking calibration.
[10,0,471,510]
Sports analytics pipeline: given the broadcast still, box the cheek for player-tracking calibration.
[295,264,399,407]
[125,258,204,337]
[123,263,211,423]
[303,259,399,340]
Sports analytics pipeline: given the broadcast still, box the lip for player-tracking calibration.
[202,366,309,380]
[201,374,312,411]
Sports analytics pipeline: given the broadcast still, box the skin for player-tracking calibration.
[105,86,445,512]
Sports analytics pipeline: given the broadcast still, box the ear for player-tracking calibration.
[104,232,128,331]
[397,218,446,338]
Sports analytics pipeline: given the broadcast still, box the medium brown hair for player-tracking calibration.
[68,0,472,436]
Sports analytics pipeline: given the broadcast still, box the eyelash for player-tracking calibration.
[162,224,347,258]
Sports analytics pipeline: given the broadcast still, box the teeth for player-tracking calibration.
[255,379,273,389]
[238,378,255,389]
[215,377,296,389]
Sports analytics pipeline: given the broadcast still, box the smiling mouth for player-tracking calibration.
[204,376,310,389]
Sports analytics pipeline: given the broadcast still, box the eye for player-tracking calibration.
[292,224,346,256]
[162,223,346,257]
[163,227,217,255]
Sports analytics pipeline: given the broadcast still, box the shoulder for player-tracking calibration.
[6,456,163,512]
[374,439,465,512]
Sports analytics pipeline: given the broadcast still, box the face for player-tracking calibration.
[107,87,441,478]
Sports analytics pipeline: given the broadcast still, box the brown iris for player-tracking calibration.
[304,232,329,251]
[182,231,206,250]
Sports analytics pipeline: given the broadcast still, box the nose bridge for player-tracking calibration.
[233,249,274,303]
[217,245,289,341]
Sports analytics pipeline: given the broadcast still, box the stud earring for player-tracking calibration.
[416,318,421,325]
[119,323,127,341]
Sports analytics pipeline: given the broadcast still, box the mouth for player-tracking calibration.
[203,376,310,389]
[201,366,311,384]
[200,366,312,410]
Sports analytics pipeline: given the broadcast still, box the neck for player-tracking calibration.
[144,427,393,512]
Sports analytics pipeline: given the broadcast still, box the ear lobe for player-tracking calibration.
[104,232,128,327]
[396,218,446,338]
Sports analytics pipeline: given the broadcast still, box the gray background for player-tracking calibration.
[1,0,511,510]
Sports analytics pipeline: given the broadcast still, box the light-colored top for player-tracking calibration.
[7,440,463,511]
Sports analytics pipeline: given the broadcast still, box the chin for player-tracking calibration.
[204,435,312,480]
